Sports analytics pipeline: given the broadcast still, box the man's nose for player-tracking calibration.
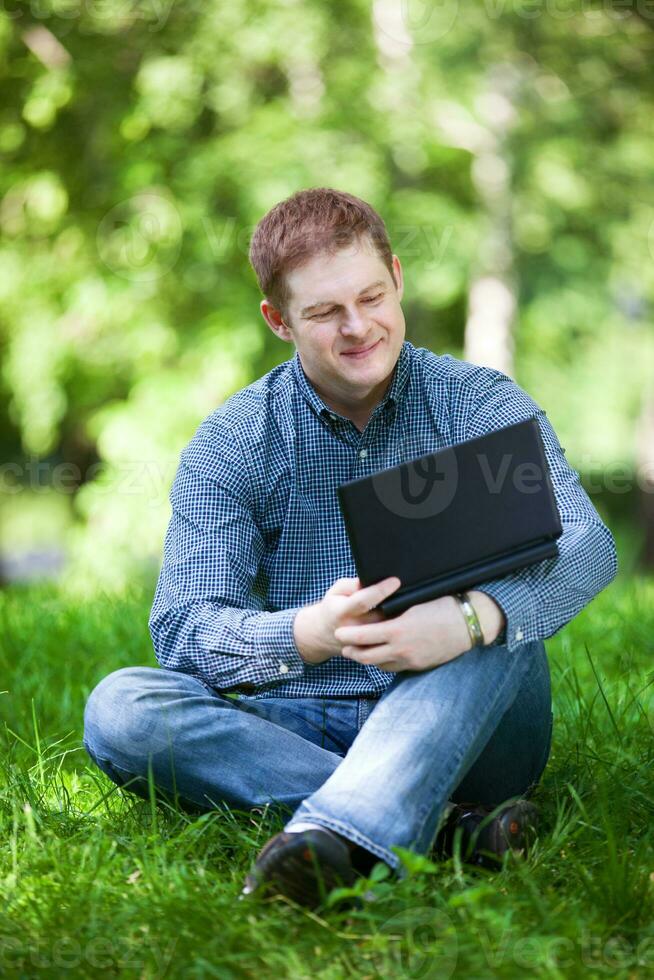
[340,306,368,334]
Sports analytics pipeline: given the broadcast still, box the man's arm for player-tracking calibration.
[460,367,618,651]
[149,420,307,691]
[335,369,616,670]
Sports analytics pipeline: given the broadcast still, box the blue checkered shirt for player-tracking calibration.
[149,339,617,697]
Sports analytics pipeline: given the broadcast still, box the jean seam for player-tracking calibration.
[357,697,376,730]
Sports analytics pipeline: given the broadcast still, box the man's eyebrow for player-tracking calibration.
[300,280,387,316]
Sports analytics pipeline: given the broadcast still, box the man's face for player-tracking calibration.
[261,235,405,415]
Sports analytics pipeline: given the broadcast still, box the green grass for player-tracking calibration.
[0,576,653,978]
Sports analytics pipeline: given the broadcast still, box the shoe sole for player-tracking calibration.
[243,831,356,908]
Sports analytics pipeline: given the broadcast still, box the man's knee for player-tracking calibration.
[83,666,195,768]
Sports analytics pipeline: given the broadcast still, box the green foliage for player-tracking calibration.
[0,2,652,585]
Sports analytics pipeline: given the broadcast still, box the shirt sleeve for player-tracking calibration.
[459,368,618,651]
[148,419,306,691]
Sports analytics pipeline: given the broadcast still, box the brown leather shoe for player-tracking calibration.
[241,828,356,908]
[433,800,540,869]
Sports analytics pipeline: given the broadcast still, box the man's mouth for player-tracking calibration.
[341,339,381,359]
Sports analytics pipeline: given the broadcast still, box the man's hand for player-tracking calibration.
[334,590,505,673]
[293,576,402,665]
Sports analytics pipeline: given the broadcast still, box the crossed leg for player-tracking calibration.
[83,639,552,871]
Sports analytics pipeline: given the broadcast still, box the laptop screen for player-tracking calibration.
[337,418,562,590]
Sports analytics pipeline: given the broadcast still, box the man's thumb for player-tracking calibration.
[329,576,361,596]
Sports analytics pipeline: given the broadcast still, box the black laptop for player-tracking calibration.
[337,418,563,617]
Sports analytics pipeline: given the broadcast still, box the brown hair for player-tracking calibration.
[248,187,395,323]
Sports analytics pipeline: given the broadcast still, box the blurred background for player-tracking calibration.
[0,0,652,594]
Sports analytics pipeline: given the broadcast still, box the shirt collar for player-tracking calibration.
[292,340,412,424]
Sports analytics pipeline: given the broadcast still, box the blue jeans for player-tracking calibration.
[83,640,553,874]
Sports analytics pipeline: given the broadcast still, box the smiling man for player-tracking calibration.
[83,188,617,910]
[265,240,406,432]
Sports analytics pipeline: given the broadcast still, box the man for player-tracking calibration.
[83,188,617,910]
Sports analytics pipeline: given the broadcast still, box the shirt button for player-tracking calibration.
[279,663,289,674]
[359,449,368,459]
[515,629,524,642]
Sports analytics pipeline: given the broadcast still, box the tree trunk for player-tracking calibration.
[636,389,654,569]
[464,65,519,377]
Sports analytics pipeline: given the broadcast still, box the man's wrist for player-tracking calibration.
[466,590,506,646]
[293,605,316,662]
[454,592,484,648]
[293,605,331,664]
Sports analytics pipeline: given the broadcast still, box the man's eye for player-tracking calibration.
[310,294,383,319]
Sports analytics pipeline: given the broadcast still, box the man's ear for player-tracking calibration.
[260,299,294,343]
[392,255,404,302]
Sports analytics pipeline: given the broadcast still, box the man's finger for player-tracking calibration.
[335,622,389,646]
[339,608,384,628]
[341,643,398,667]
[342,576,401,615]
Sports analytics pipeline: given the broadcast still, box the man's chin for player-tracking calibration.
[336,359,396,392]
